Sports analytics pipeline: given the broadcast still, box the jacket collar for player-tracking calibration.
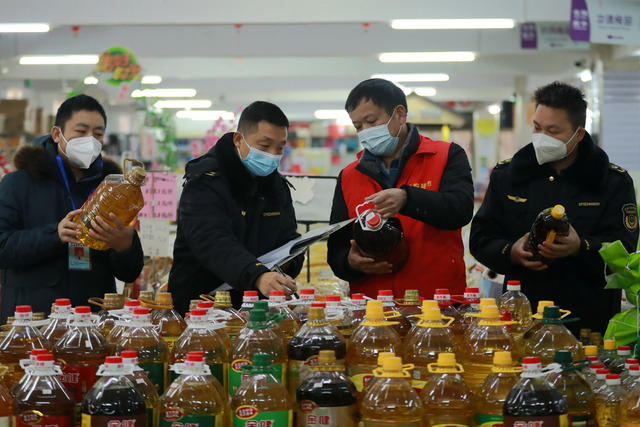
[509,131,609,189]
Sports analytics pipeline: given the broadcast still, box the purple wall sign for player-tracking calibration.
[570,0,591,42]
[520,22,538,49]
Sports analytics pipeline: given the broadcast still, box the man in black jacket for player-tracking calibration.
[0,95,144,323]
[470,82,638,333]
[168,101,303,313]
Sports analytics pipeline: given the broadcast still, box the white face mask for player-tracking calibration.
[58,129,102,169]
[531,127,581,165]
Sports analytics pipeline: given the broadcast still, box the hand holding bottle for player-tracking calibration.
[58,209,83,244]
[537,224,581,259]
[510,232,548,271]
[366,188,407,218]
[348,239,393,275]
[87,213,135,252]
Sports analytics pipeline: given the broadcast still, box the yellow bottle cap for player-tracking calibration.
[436,353,457,367]
[308,307,325,321]
[584,345,598,357]
[422,307,443,322]
[480,298,496,307]
[551,204,566,220]
[493,351,513,366]
[382,356,403,372]
[317,350,336,365]
[479,305,500,319]
[377,352,396,367]
[421,300,439,311]
[536,300,554,314]
[365,300,384,321]
[604,339,616,350]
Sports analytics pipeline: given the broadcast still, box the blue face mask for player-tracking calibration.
[238,133,282,177]
[357,109,401,157]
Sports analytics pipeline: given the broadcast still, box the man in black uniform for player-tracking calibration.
[169,101,303,313]
[470,82,638,333]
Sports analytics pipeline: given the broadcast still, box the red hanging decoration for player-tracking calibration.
[362,22,371,33]
[71,26,81,38]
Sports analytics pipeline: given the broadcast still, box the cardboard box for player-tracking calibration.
[0,99,28,134]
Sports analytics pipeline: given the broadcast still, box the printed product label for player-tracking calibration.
[569,413,596,426]
[0,416,10,427]
[347,365,374,393]
[503,414,569,427]
[160,408,219,427]
[140,362,165,394]
[228,360,284,396]
[298,401,356,427]
[474,413,504,426]
[81,413,146,427]
[163,337,178,353]
[58,363,98,402]
[16,411,73,427]
[232,406,292,427]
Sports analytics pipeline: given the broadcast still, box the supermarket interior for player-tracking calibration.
[1,0,640,426]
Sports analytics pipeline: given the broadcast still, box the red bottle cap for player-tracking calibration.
[631,365,640,371]
[434,289,450,295]
[186,352,205,362]
[197,301,214,308]
[133,307,149,315]
[37,354,54,362]
[465,288,479,293]
[300,289,314,295]
[244,291,258,297]
[326,295,341,302]
[311,302,326,308]
[586,356,599,361]
[31,349,48,356]
[15,305,32,313]
[606,374,620,380]
[626,358,639,364]
[125,299,141,307]
[55,298,71,306]
[190,309,207,317]
[120,351,138,359]
[351,293,365,299]
[366,212,381,228]
[590,362,604,369]
[596,369,610,375]
[271,291,285,297]
[105,356,123,364]
[522,356,541,364]
[75,306,91,314]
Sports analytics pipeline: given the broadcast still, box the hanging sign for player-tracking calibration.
[95,46,141,86]
[570,0,640,45]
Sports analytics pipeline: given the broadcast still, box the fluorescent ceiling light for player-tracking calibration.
[413,87,437,97]
[176,110,235,121]
[131,88,197,98]
[578,69,592,82]
[19,55,99,65]
[154,100,212,109]
[0,23,50,33]
[83,76,98,85]
[487,104,502,115]
[141,75,162,85]
[391,19,515,30]
[379,51,475,63]
[314,110,350,120]
[372,73,450,82]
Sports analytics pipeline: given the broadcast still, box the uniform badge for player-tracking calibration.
[623,203,638,231]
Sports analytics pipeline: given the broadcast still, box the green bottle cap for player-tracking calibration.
[554,350,573,365]
[252,352,271,367]
[249,309,267,322]
[253,300,269,311]
[543,305,560,319]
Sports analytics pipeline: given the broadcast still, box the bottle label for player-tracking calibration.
[58,363,98,402]
[347,365,374,393]
[569,413,596,426]
[81,413,147,427]
[503,414,570,427]
[15,412,73,427]
[228,360,284,396]
[163,336,178,353]
[233,406,292,427]
[474,413,504,426]
[160,408,219,427]
[140,362,165,394]
[298,401,356,427]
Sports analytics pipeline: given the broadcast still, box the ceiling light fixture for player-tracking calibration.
[487,104,502,115]
[578,69,592,82]
[371,73,450,82]
[176,110,235,121]
[141,75,162,85]
[391,18,515,30]
[0,23,50,33]
[314,110,350,120]
[131,88,197,98]
[83,76,98,85]
[379,51,475,63]
[154,100,212,109]
[413,87,437,97]
[19,55,99,65]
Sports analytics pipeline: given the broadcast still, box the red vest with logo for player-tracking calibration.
[340,135,466,299]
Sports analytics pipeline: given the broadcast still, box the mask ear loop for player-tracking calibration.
[564,127,582,157]
[386,107,402,138]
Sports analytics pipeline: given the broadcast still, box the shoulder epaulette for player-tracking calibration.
[609,163,627,174]
[494,158,512,169]
[204,171,217,177]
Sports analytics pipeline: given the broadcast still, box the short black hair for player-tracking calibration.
[54,94,107,131]
[238,101,289,135]
[534,81,587,129]
[345,78,408,115]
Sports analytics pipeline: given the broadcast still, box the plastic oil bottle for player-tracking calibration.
[229,308,287,397]
[296,349,357,427]
[585,362,604,389]
[121,350,160,427]
[403,301,457,393]
[231,352,293,427]
[525,305,583,365]
[593,368,611,394]
[377,290,412,338]
[609,345,632,374]
[474,351,521,427]
[13,354,74,427]
[497,280,533,338]
[324,295,353,340]
[147,292,187,354]
[600,339,618,368]
[253,300,287,353]
[456,287,481,337]
[503,356,569,426]
[287,306,346,402]
[522,300,556,346]
[625,365,640,391]
[107,298,141,344]
[397,289,422,326]
[196,300,234,353]
[359,356,423,427]
[0,305,51,389]
[547,350,596,426]
[113,307,169,395]
[170,308,229,390]
[0,374,14,427]
[349,293,367,328]
[293,289,316,324]
[421,352,474,426]
[41,298,73,344]
[161,351,228,427]
[433,288,463,341]
[346,300,402,394]
[81,356,147,427]
[93,293,125,338]
[214,290,246,343]
[54,305,110,417]
[238,291,259,321]
[11,348,49,396]
[269,290,300,343]
[622,367,640,425]
[74,158,146,250]
[460,304,514,392]
[595,373,626,426]
[362,352,397,394]
[526,204,571,261]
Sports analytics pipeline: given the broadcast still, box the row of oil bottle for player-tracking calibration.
[0,281,624,426]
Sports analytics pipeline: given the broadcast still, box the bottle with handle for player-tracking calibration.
[526,204,571,262]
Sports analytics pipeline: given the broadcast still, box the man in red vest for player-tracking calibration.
[327,78,473,299]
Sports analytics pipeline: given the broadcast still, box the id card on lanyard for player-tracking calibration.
[56,155,100,271]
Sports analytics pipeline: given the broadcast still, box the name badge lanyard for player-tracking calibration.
[56,155,102,210]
